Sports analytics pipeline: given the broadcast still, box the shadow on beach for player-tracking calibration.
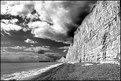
[29,63,120,80]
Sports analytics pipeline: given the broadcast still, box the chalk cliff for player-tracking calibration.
[65,1,120,64]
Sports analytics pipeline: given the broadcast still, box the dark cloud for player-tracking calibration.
[24,46,51,53]
[44,52,63,60]
[1,51,54,62]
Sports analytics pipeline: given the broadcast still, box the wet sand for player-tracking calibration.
[1,63,63,80]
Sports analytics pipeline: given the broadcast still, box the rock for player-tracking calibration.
[57,57,66,63]
[65,1,120,64]
[100,60,120,65]
[82,63,93,66]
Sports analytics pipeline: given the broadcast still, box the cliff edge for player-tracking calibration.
[65,1,120,64]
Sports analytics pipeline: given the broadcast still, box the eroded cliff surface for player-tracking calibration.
[65,1,120,63]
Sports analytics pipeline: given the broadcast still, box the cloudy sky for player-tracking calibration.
[1,1,95,62]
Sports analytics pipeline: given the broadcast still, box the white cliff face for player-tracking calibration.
[65,1,120,64]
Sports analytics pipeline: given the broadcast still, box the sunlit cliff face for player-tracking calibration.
[1,1,96,44]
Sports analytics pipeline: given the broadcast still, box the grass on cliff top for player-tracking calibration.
[31,63,120,80]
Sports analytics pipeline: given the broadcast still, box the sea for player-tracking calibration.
[1,62,58,76]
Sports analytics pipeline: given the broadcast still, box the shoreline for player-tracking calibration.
[30,63,120,80]
[1,63,63,80]
[1,62,120,80]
